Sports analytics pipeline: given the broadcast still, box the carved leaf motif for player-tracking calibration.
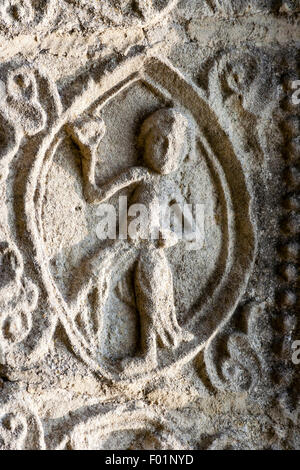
[221,333,260,392]
[0,396,45,450]
[204,303,272,395]
[0,241,39,362]
[3,66,47,136]
[0,241,22,289]
[0,278,38,346]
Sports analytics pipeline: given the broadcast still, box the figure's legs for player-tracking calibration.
[134,250,158,363]
[134,248,190,363]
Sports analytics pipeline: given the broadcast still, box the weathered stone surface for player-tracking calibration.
[0,0,299,450]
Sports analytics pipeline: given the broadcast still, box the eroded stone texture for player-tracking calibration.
[0,0,299,450]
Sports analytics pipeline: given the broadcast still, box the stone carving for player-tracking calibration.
[49,403,185,450]
[0,62,62,370]
[274,72,300,413]
[21,55,255,383]
[198,48,280,172]
[0,0,55,34]
[204,302,273,396]
[0,241,38,359]
[64,0,179,28]
[0,237,55,370]
[187,0,300,17]
[66,108,195,370]
[0,0,178,37]
[1,389,297,450]
[43,392,299,450]
[0,62,60,160]
[0,0,298,451]
[2,65,47,135]
[193,51,299,414]
[278,78,299,315]
[0,393,45,450]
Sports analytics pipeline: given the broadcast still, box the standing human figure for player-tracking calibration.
[67,108,194,367]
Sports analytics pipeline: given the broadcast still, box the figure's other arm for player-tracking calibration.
[87,166,150,204]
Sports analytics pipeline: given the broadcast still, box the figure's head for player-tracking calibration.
[138,108,189,175]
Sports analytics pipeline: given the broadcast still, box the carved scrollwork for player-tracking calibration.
[63,0,179,27]
[204,302,275,396]
[0,61,62,370]
[0,61,61,168]
[4,66,47,135]
[0,241,39,365]
[0,0,55,34]
[198,48,281,169]
[0,393,45,450]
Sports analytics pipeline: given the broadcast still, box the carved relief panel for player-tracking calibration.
[0,0,298,449]
[1,55,254,384]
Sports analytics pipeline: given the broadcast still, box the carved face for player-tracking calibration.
[140,108,189,175]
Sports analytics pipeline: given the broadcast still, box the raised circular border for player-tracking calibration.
[24,55,256,383]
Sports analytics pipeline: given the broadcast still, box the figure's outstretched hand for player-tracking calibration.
[65,115,106,156]
[65,115,106,198]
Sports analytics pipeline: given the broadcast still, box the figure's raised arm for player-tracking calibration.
[65,116,150,203]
